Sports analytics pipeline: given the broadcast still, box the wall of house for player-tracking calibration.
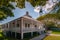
[21,18,45,33]
[2,17,45,33]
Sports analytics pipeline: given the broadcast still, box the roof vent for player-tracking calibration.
[24,11,32,18]
[26,11,29,15]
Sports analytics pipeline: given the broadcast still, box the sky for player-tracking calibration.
[0,1,39,24]
[0,0,58,25]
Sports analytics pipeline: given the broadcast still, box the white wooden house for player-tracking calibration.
[1,12,45,39]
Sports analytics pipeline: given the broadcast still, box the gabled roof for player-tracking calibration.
[22,16,41,23]
[21,12,41,23]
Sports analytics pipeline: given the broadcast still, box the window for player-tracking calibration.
[35,25,37,28]
[43,25,45,28]
[17,20,20,27]
[17,24,19,27]
[6,24,8,28]
[13,22,15,27]
[13,22,14,24]
[25,23,30,28]
[28,24,30,28]
[25,23,27,27]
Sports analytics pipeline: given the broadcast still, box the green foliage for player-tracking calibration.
[37,13,60,28]
[16,0,25,8]
[27,0,47,7]
[16,0,48,8]
[45,21,55,27]
[0,0,15,20]
[0,31,5,40]
[37,13,60,21]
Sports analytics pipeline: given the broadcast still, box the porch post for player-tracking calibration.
[10,22,12,36]
[11,31,12,37]
[31,32,33,37]
[8,23,10,37]
[21,17,23,39]
[8,23,9,29]
[31,21,33,37]
[15,20,17,38]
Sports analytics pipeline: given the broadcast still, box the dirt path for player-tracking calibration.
[49,34,60,36]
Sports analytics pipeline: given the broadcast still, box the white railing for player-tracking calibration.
[2,28,9,31]
[2,27,45,33]
[23,28,41,33]
[10,27,20,33]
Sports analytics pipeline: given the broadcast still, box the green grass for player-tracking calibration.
[51,30,60,34]
[43,36,60,40]
[52,31,60,34]
[43,30,60,40]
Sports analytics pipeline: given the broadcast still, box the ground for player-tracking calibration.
[43,36,60,40]
[43,30,60,40]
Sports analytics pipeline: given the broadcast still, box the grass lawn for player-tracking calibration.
[52,31,60,34]
[44,30,60,40]
[43,36,60,40]
[51,30,60,34]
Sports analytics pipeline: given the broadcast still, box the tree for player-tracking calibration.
[44,21,55,30]
[37,13,60,21]
[37,13,60,28]
[0,0,15,20]
[0,0,48,20]
[16,0,48,8]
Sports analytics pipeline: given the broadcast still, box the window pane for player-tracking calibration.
[35,25,37,27]
[13,22,15,27]
[17,24,19,27]
[25,23,27,27]
[28,24,30,27]
[6,24,8,28]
